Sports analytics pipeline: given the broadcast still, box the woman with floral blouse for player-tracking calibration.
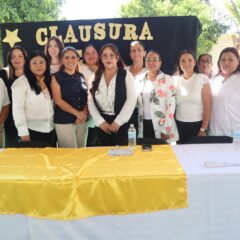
[138,50,178,143]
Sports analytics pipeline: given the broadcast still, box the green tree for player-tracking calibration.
[0,0,64,66]
[0,0,64,23]
[225,0,240,30]
[119,0,228,54]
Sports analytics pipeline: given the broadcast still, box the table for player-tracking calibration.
[1,144,240,240]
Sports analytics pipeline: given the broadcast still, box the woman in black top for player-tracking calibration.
[51,46,88,148]
[0,46,27,146]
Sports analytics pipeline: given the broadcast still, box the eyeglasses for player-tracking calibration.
[145,58,160,63]
[199,60,211,65]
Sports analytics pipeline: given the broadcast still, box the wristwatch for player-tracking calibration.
[200,128,207,133]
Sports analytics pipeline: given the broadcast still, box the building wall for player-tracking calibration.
[209,34,235,74]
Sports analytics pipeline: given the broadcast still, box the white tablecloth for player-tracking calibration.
[1,144,240,240]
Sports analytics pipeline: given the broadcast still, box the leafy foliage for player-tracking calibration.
[119,0,228,54]
[0,0,64,66]
[225,0,240,29]
[0,0,64,23]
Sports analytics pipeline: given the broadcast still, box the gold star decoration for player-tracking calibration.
[2,29,22,48]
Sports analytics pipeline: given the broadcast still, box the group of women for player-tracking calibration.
[0,36,239,148]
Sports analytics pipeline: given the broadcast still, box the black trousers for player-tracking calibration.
[4,112,18,147]
[96,114,129,146]
[28,129,57,147]
[86,127,98,147]
[143,119,155,138]
[176,119,202,144]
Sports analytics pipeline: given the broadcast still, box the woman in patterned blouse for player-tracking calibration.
[138,50,179,143]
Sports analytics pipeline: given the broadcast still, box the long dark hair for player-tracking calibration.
[24,51,50,95]
[177,49,199,75]
[44,36,64,63]
[7,46,27,81]
[90,43,125,96]
[217,47,240,74]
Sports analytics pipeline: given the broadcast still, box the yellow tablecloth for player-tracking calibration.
[0,146,187,220]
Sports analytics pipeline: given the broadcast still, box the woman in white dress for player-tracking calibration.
[209,47,240,137]
[175,50,212,144]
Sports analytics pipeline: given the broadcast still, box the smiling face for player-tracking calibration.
[84,45,98,67]
[145,52,161,73]
[62,49,79,73]
[101,47,118,70]
[219,51,239,77]
[30,56,46,78]
[48,39,60,59]
[130,42,146,63]
[179,53,196,75]
[11,49,25,70]
[198,55,212,76]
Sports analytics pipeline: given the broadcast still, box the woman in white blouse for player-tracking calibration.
[12,51,55,146]
[197,53,213,79]
[80,44,99,147]
[126,41,147,133]
[126,41,147,86]
[175,50,212,144]
[80,44,98,85]
[88,43,137,146]
[209,47,240,137]
[45,36,64,74]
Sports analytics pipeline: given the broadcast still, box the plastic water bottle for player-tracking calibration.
[233,126,240,148]
[128,124,136,150]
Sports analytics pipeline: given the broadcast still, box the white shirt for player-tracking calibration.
[209,72,240,136]
[175,73,209,122]
[125,66,147,94]
[12,75,54,136]
[88,70,137,127]
[50,64,61,75]
[142,78,153,119]
[0,78,10,112]
[80,63,95,87]
[79,63,96,128]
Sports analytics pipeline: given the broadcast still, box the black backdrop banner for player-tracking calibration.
[1,16,201,74]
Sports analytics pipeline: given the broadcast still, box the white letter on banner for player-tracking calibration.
[139,22,153,40]
[94,23,106,40]
[36,28,48,45]
[64,25,78,43]
[123,24,138,40]
[78,25,92,42]
[109,23,122,40]
[49,26,63,41]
